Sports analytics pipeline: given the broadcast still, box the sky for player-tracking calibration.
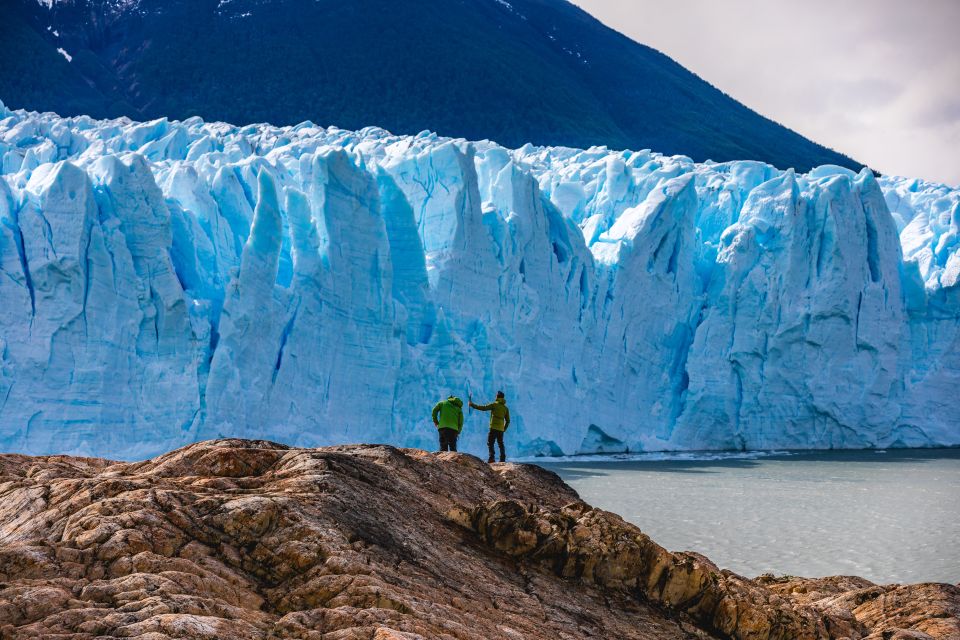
[572,0,960,187]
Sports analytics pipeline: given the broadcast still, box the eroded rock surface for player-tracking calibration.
[760,576,960,640]
[0,440,955,639]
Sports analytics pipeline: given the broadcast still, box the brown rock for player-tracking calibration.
[0,439,951,640]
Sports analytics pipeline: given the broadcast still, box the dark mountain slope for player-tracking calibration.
[0,2,124,118]
[3,0,861,172]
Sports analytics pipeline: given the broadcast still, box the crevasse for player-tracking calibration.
[0,102,957,459]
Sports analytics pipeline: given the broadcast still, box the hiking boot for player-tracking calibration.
[487,457,495,464]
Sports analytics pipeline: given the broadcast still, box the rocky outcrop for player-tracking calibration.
[758,576,960,640]
[0,439,955,639]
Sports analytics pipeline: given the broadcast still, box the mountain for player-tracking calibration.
[0,104,957,458]
[1,438,956,639]
[1,0,861,173]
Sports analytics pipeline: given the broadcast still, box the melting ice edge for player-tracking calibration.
[0,101,957,459]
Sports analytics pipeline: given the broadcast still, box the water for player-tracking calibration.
[538,449,960,584]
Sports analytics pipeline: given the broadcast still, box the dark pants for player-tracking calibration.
[487,429,506,462]
[438,428,459,452]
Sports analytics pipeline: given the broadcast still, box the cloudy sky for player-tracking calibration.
[573,0,960,187]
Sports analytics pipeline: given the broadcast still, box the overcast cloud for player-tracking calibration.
[573,0,960,186]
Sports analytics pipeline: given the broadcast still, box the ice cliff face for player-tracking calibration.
[0,102,957,458]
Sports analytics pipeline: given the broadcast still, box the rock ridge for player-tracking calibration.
[0,439,955,639]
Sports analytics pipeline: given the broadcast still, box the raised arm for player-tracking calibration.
[470,402,494,412]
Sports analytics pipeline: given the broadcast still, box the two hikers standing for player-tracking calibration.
[431,391,511,463]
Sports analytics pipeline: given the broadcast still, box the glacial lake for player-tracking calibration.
[537,449,960,584]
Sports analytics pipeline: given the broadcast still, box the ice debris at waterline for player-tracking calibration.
[0,101,957,459]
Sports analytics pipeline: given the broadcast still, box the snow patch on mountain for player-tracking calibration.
[0,103,957,458]
[37,0,140,13]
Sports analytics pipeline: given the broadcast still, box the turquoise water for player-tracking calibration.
[539,449,960,584]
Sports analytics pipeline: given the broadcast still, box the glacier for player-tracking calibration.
[0,101,957,459]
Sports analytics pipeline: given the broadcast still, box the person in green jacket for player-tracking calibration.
[432,395,464,452]
[469,391,511,463]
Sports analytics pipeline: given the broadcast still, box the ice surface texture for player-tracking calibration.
[0,103,957,458]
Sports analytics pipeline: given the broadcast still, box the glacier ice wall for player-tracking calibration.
[0,101,957,458]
